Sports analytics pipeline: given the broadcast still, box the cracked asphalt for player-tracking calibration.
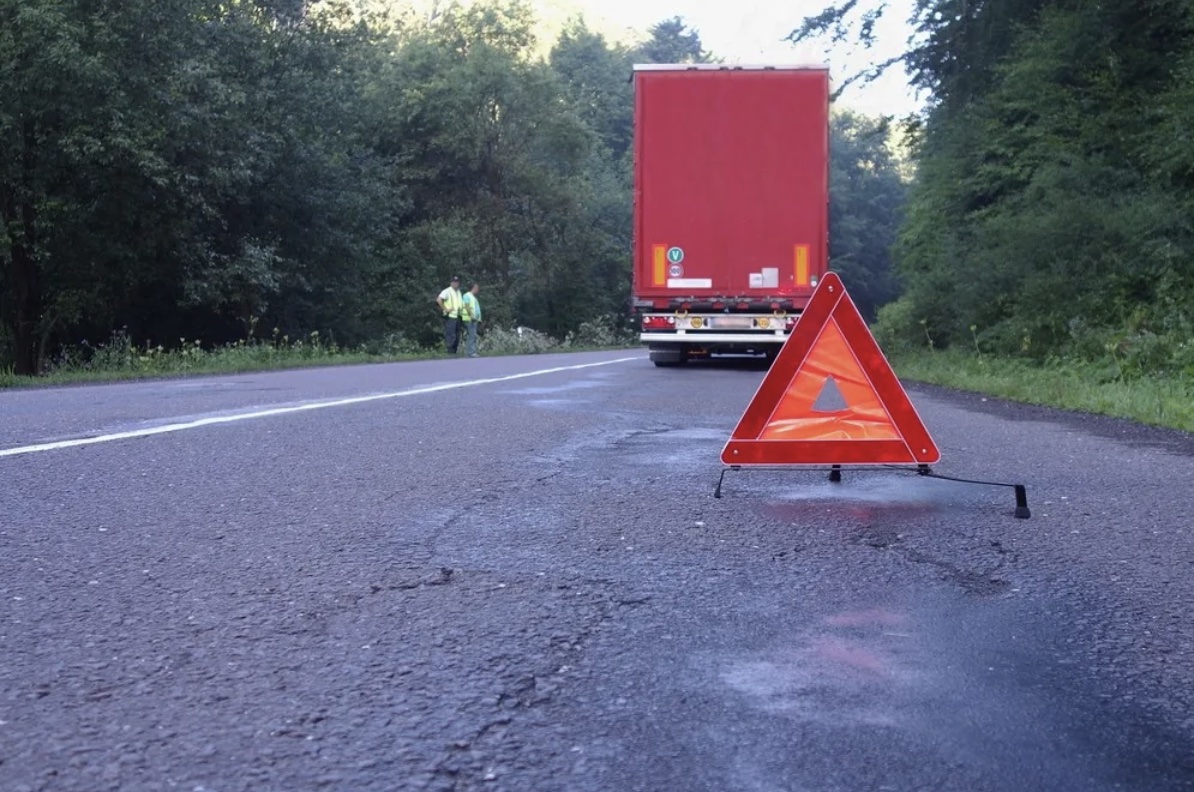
[2,350,1193,791]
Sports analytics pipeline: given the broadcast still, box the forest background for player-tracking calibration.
[3,0,1192,393]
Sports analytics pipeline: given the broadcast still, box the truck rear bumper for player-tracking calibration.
[640,332,787,344]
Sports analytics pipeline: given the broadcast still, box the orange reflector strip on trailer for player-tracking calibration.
[721,272,940,466]
[653,245,667,286]
[794,244,810,286]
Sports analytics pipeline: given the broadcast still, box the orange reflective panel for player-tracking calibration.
[652,245,667,286]
[760,319,899,441]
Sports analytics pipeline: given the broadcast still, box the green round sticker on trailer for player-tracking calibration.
[667,246,684,264]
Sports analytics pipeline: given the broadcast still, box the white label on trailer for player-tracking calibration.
[667,278,713,289]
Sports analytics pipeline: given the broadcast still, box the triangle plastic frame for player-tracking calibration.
[721,272,940,466]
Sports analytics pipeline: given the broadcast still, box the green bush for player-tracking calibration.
[39,327,353,377]
[480,326,562,355]
[873,298,934,353]
[565,314,637,349]
[360,333,427,357]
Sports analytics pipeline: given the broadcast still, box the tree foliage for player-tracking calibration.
[795,0,1194,376]
[830,111,906,321]
[637,16,713,65]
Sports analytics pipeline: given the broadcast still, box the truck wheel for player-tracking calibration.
[650,348,686,367]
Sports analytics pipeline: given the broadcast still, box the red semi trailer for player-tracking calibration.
[632,64,830,367]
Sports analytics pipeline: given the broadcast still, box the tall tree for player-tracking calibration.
[364,1,620,342]
[0,0,402,371]
[797,0,1194,372]
[829,110,906,321]
[636,16,712,65]
[0,0,204,373]
[550,20,635,161]
[959,0,1194,355]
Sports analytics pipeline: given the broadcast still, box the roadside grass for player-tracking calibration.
[0,317,639,390]
[0,336,424,389]
[891,348,1194,433]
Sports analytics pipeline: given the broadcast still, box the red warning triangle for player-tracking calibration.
[721,272,940,466]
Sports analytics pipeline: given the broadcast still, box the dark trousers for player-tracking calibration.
[444,316,461,353]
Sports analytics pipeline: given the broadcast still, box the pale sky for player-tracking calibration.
[580,0,925,117]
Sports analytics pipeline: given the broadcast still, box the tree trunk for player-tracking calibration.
[6,217,40,376]
[2,120,42,375]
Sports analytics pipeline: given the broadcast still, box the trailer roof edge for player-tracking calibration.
[631,63,829,72]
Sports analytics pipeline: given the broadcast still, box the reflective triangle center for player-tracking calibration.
[760,319,900,441]
[812,375,848,412]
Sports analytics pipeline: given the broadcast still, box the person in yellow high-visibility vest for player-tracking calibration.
[461,282,482,358]
[436,275,464,354]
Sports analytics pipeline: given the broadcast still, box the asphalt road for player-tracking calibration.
[2,351,1193,792]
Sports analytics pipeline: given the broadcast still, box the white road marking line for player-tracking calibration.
[1,356,644,458]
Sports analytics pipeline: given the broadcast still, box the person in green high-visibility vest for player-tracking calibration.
[436,275,464,354]
[461,282,482,358]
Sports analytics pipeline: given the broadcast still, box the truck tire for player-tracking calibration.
[649,347,687,367]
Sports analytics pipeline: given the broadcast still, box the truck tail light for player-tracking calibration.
[642,315,675,330]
